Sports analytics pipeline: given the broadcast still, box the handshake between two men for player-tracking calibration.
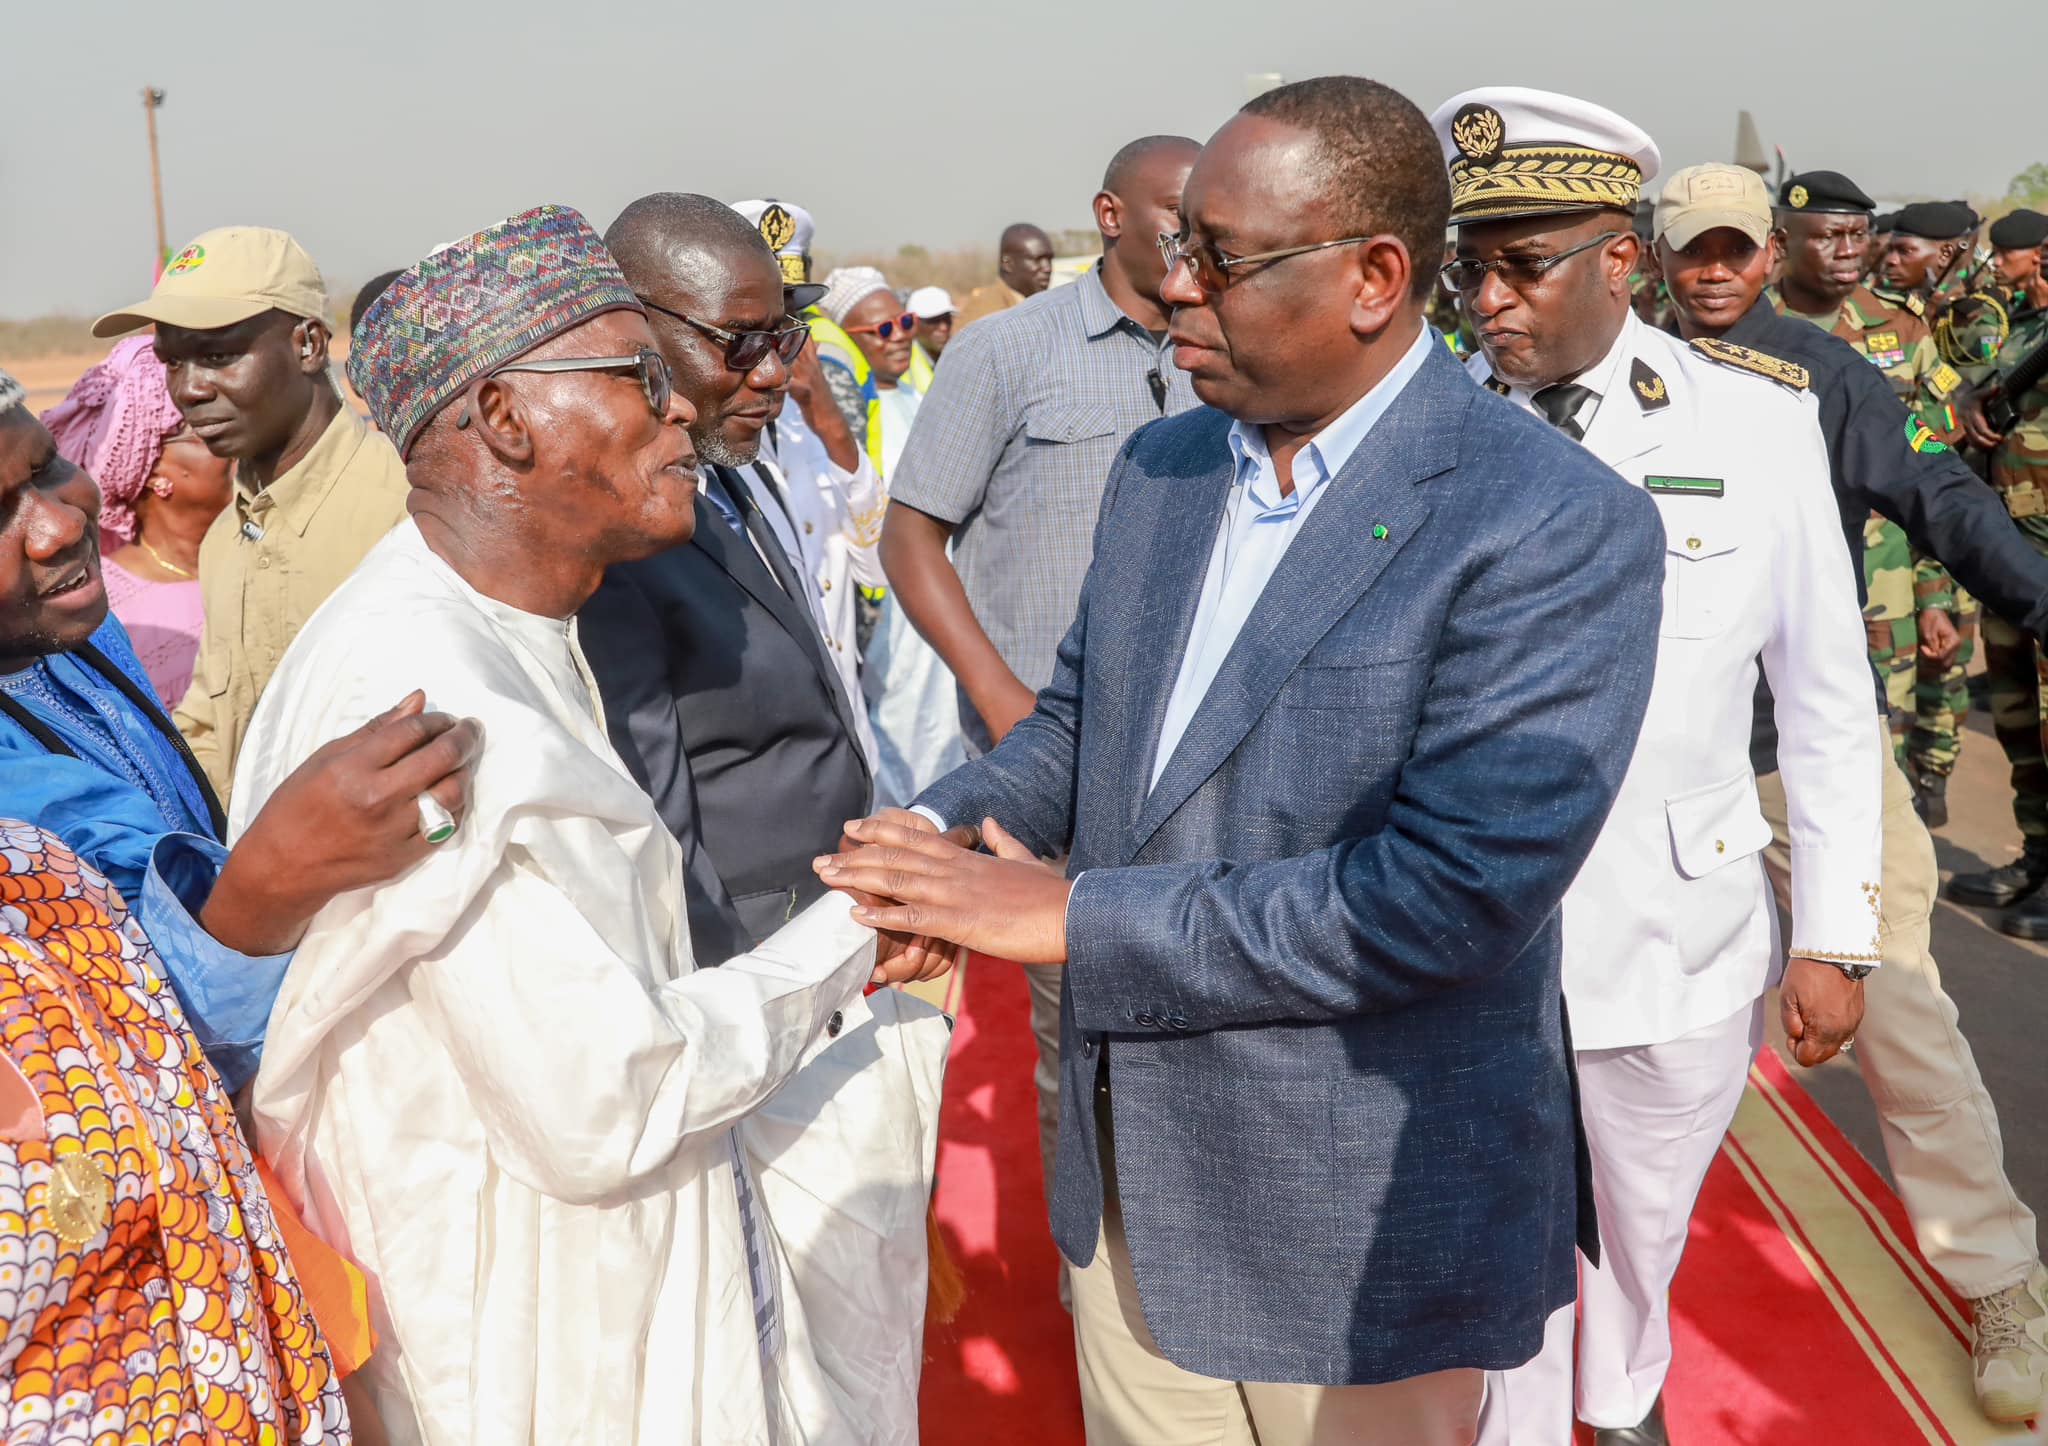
[815,809,1074,982]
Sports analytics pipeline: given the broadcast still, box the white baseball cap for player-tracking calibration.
[907,286,956,320]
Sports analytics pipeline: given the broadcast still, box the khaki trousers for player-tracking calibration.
[1068,1085,1482,1446]
[1754,721,2039,1297]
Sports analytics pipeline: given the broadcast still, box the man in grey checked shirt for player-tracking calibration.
[880,132,1201,1253]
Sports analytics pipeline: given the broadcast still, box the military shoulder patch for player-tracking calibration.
[1927,362,1962,399]
[1905,293,1927,317]
[1906,418,1949,454]
[1689,338,1810,391]
[1630,356,1670,410]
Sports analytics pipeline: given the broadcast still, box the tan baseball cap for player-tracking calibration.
[1654,164,1772,250]
[93,226,329,338]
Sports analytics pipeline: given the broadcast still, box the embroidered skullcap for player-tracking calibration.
[1892,200,1980,242]
[347,204,644,457]
[1990,209,2048,251]
[817,267,894,326]
[0,369,24,419]
[39,337,186,545]
[1430,87,1659,226]
[1776,171,1874,215]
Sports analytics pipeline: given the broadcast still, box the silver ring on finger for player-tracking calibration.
[416,792,458,845]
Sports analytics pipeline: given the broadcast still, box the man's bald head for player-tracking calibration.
[998,223,1055,296]
[1102,136,1200,197]
[606,193,777,302]
[604,192,792,468]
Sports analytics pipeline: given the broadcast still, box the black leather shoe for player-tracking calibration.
[1914,771,1949,830]
[2000,888,2048,940]
[1950,851,2048,907]
[1593,1394,1670,1445]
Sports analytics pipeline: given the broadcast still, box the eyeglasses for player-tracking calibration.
[1439,231,1622,294]
[845,313,918,341]
[456,347,672,430]
[1157,231,1374,294]
[638,294,811,372]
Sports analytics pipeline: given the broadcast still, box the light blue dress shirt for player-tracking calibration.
[1147,324,1437,789]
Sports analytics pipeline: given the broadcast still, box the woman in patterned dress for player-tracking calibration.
[0,817,349,1443]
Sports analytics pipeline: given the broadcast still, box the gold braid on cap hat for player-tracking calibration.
[1448,105,1643,223]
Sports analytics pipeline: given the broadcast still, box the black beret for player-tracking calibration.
[1873,211,1899,234]
[1893,200,1980,241]
[1990,209,2048,250]
[1778,170,1875,213]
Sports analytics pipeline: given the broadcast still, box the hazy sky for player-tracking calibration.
[5,0,2040,318]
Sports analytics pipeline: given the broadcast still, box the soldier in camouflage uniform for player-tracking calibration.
[1772,179,1974,816]
[1951,275,2048,935]
[1864,513,1920,757]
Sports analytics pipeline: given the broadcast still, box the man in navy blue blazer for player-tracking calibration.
[817,76,1668,1445]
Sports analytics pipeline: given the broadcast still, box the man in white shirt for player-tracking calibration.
[235,203,946,1445]
[1436,89,1883,1446]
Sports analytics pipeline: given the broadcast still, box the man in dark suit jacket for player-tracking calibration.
[580,194,872,961]
[816,78,1667,1444]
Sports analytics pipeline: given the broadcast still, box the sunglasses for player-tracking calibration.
[1157,231,1373,295]
[846,313,918,341]
[1438,231,1621,294]
[456,347,673,430]
[638,295,811,372]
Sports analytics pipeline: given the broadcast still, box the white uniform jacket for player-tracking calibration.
[1474,312,1883,1049]
[761,408,886,771]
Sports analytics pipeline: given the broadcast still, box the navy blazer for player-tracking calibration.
[918,341,1666,1386]
[580,480,873,962]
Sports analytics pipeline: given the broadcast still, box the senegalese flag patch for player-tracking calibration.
[1644,475,1725,497]
[1906,418,1949,455]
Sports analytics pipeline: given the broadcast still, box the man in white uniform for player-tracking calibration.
[1434,91,1884,1445]
[730,197,889,768]
[234,205,945,1445]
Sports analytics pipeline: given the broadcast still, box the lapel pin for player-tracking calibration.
[1372,524,1389,540]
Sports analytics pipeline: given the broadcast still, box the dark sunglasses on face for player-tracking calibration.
[1438,231,1622,294]
[846,313,918,341]
[637,294,811,372]
[456,347,673,430]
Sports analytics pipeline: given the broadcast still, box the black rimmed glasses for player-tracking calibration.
[637,295,811,372]
[1157,231,1374,294]
[455,347,673,430]
[1439,231,1622,294]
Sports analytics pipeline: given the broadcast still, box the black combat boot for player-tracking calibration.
[1949,847,2048,907]
[1914,769,1949,829]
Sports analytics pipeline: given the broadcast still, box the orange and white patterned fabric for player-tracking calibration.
[0,819,347,1443]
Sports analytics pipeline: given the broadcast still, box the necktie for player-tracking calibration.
[715,465,808,603]
[1532,382,1595,441]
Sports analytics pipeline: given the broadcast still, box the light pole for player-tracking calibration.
[142,87,167,278]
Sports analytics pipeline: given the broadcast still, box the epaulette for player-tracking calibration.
[1689,338,1810,391]
[1905,292,1927,318]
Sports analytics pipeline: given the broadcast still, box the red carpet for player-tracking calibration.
[918,967,2032,1445]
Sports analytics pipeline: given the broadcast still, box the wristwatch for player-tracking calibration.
[1807,957,1875,982]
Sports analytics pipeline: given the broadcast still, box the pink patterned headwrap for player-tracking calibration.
[40,336,186,545]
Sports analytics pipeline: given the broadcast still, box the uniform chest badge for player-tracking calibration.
[1643,475,1725,497]
[1630,357,1670,410]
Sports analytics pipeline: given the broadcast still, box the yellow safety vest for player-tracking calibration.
[806,310,931,476]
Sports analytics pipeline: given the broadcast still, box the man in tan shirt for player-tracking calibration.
[955,222,1055,326]
[95,227,409,803]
